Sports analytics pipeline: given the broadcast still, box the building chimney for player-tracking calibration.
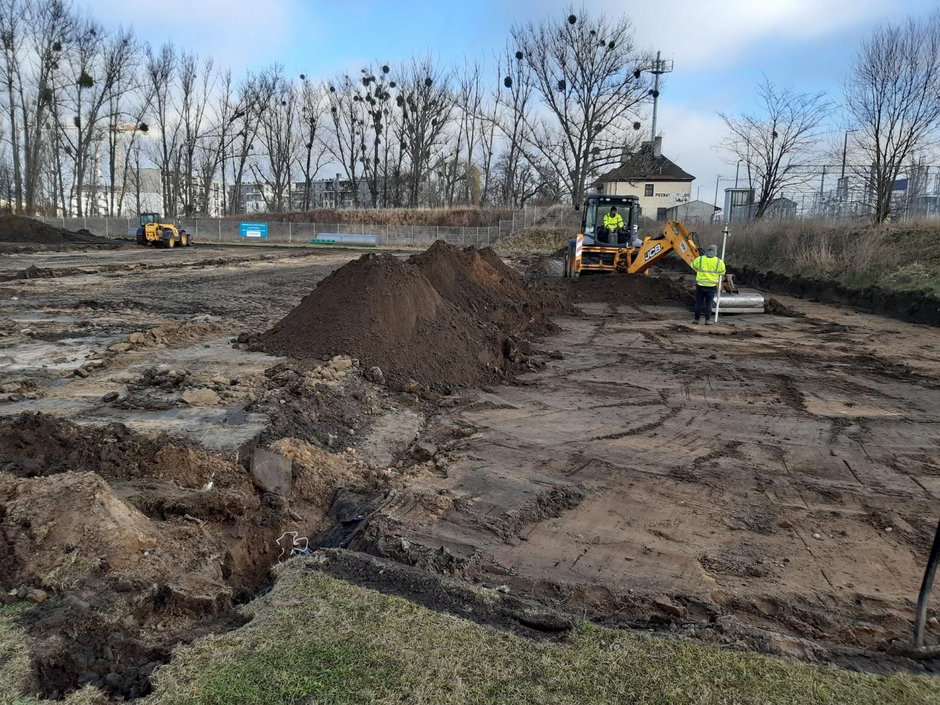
[653,136,662,158]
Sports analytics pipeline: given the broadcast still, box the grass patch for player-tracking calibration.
[497,227,571,255]
[141,562,940,705]
[697,221,940,296]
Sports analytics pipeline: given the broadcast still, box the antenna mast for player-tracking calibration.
[648,51,673,142]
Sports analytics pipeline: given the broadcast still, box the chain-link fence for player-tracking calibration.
[40,206,582,248]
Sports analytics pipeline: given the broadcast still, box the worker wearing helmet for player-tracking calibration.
[691,244,726,325]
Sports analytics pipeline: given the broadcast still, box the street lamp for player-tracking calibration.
[734,159,743,188]
[713,174,728,222]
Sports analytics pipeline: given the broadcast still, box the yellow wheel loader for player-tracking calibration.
[135,213,191,249]
[563,195,764,313]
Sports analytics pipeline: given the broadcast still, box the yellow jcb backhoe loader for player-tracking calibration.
[135,213,191,249]
[563,195,764,313]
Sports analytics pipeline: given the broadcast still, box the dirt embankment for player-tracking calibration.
[735,266,940,326]
[0,404,383,700]
[0,214,124,250]
[259,241,569,392]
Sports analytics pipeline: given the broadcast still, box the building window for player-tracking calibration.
[656,207,667,222]
[645,183,654,197]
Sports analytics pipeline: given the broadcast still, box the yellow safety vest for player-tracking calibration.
[691,255,726,286]
[603,212,624,230]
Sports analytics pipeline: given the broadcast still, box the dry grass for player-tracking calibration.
[1,565,938,705]
[137,561,940,705]
[697,220,940,295]
[496,227,571,254]
[254,207,513,228]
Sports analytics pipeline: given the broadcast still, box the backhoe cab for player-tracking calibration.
[136,212,190,248]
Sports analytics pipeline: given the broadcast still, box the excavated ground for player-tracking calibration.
[0,243,938,701]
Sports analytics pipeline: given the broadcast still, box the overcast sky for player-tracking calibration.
[85,0,937,205]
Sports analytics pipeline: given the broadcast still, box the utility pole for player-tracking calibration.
[819,165,827,216]
[647,51,673,142]
[841,129,858,180]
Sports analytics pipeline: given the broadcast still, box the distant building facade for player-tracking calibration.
[665,200,720,226]
[290,175,368,210]
[594,137,694,221]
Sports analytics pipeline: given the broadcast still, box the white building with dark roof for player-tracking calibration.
[594,136,694,222]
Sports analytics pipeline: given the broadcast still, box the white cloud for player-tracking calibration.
[81,0,296,68]
[553,0,892,68]
[654,101,732,205]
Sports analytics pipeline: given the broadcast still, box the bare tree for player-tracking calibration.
[511,10,648,205]
[845,12,940,224]
[442,62,486,205]
[394,57,452,206]
[30,1,70,214]
[493,46,537,206]
[54,20,136,216]
[249,66,297,212]
[104,35,147,217]
[295,74,329,210]
[225,73,264,214]
[324,73,367,206]
[144,43,181,216]
[0,0,27,212]
[720,77,830,219]
[359,64,394,208]
[176,53,215,215]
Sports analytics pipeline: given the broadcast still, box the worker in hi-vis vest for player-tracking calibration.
[602,206,624,232]
[691,244,726,324]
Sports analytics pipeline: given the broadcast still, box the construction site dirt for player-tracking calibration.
[1,242,939,700]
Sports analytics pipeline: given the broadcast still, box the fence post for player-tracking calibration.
[218,219,221,242]
[411,225,415,247]
[289,221,292,243]
[105,219,109,238]
[385,224,388,247]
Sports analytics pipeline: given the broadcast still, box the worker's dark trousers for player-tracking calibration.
[694,285,717,320]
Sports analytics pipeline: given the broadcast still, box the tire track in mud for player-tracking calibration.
[589,405,681,441]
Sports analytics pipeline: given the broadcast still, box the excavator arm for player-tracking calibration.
[627,220,700,275]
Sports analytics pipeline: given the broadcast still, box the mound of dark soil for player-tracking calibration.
[0,412,246,489]
[260,242,564,391]
[566,272,692,306]
[0,214,117,246]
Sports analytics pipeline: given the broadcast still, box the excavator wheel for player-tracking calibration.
[166,234,176,249]
[180,231,189,247]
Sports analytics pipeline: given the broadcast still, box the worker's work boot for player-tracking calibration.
[693,318,700,324]
[705,318,713,326]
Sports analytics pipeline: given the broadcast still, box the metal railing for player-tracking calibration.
[41,208,582,248]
